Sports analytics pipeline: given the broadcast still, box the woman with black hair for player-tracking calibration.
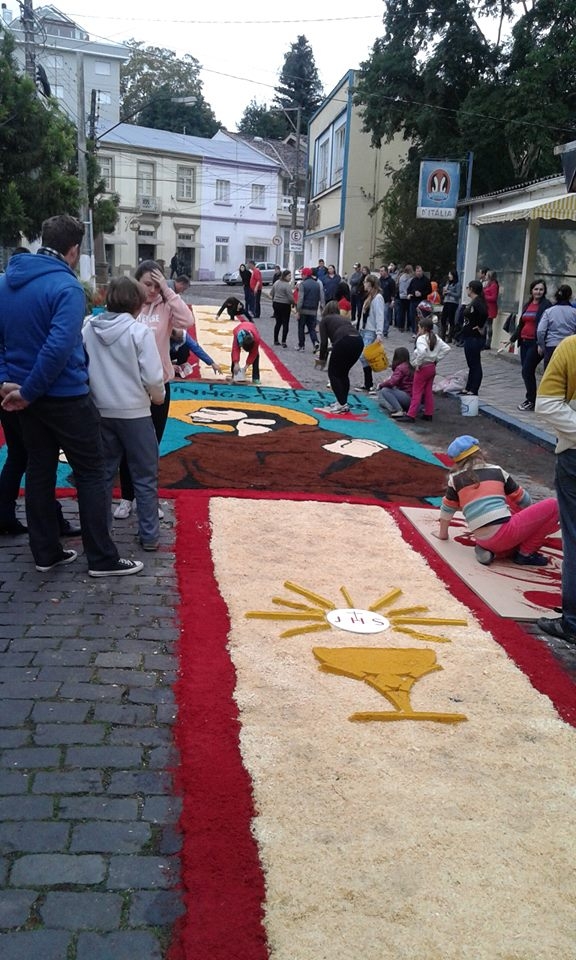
[316,301,363,414]
[440,269,461,342]
[460,280,487,396]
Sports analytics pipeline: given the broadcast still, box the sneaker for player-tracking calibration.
[252,378,261,385]
[536,617,576,645]
[474,545,494,565]
[313,342,320,354]
[354,385,370,392]
[140,541,159,552]
[296,346,305,352]
[422,414,433,421]
[113,499,132,519]
[282,343,287,349]
[514,551,549,566]
[517,400,535,411]
[158,505,164,520]
[36,549,78,572]
[320,401,350,414]
[88,558,144,577]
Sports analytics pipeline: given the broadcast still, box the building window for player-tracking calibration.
[245,245,267,262]
[94,61,111,75]
[53,84,65,100]
[332,122,346,181]
[215,236,229,264]
[137,161,155,197]
[177,165,196,201]
[251,184,265,207]
[98,156,113,192]
[98,91,112,105]
[215,179,231,203]
[316,137,330,193]
[43,54,63,69]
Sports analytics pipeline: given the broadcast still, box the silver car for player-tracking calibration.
[223,262,280,285]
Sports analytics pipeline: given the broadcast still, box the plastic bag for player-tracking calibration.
[433,369,467,394]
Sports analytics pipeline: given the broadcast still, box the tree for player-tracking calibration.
[0,27,79,245]
[274,35,324,127]
[120,42,219,136]
[353,0,576,275]
[238,99,288,138]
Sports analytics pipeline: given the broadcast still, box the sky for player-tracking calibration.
[43,2,390,130]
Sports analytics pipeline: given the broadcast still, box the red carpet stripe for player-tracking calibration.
[168,491,268,960]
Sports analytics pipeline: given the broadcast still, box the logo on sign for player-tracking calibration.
[426,168,452,204]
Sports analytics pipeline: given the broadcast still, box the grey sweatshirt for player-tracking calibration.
[82,311,165,418]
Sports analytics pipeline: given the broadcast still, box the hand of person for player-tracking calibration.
[431,530,449,541]
[1,387,29,411]
[211,363,224,375]
[0,380,20,398]
[375,334,383,342]
[233,362,241,375]
[150,268,168,292]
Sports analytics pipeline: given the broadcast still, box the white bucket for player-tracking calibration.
[460,394,479,417]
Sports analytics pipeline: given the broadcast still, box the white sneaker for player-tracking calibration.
[158,505,164,520]
[113,499,132,519]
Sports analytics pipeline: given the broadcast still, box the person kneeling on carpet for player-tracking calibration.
[433,434,559,567]
[170,329,223,379]
[231,321,262,384]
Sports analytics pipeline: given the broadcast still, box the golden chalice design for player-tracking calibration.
[246,581,468,724]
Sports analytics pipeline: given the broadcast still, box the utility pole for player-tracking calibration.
[288,105,302,278]
[20,0,35,79]
[76,51,94,285]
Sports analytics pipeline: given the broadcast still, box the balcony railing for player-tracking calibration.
[136,195,162,214]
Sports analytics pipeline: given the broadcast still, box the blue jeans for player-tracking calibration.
[19,395,119,569]
[383,302,392,336]
[463,337,483,394]
[102,417,160,546]
[298,313,318,348]
[378,387,411,414]
[556,449,576,634]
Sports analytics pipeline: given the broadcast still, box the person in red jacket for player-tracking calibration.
[483,270,499,349]
[248,260,263,319]
[231,320,262,384]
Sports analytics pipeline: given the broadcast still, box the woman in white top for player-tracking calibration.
[357,275,385,393]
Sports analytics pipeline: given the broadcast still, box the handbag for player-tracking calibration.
[503,312,517,335]
[362,340,389,372]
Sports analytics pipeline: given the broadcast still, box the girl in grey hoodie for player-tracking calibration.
[82,277,165,551]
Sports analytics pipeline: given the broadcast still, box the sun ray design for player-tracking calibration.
[244,581,469,722]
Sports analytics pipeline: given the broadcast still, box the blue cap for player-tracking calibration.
[447,435,480,462]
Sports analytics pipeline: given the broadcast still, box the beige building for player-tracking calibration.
[304,70,407,275]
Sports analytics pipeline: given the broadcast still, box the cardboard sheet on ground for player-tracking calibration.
[401,506,562,620]
[191,304,291,388]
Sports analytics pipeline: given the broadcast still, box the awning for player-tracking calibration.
[474,191,576,225]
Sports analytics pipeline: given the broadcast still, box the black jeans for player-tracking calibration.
[519,339,542,404]
[463,337,483,395]
[440,302,457,341]
[0,408,69,531]
[120,383,171,501]
[351,294,363,327]
[328,335,364,404]
[273,302,291,343]
[19,395,119,568]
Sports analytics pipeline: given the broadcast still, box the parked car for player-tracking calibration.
[223,262,280,285]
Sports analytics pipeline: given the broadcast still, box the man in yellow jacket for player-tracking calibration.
[535,334,576,644]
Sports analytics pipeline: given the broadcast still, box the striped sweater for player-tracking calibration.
[440,463,531,532]
[535,334,576,454]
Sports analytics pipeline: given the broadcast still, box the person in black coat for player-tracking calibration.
[407,266,432,333]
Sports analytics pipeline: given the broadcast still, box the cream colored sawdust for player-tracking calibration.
[208,498,576,960]
[191,304,290,387]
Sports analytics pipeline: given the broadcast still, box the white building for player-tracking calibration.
[6,4,128,130]
[98,125,281,279]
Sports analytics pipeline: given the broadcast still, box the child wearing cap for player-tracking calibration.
[231,319,262,384]
[398,308,450,422]
[433,434,559,566]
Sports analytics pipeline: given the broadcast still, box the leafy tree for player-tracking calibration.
[238,99,288,138]
[354,0,576,276]
[0,27,79,245]
[120,42,219,136]
[274,35,324,128]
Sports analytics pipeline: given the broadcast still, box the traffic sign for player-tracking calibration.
[272,235,282,246]
[289,228,303,253]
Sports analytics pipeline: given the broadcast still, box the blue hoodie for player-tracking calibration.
[0,252,88,403]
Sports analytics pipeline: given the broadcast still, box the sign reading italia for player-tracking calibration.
[416,160,461,220]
